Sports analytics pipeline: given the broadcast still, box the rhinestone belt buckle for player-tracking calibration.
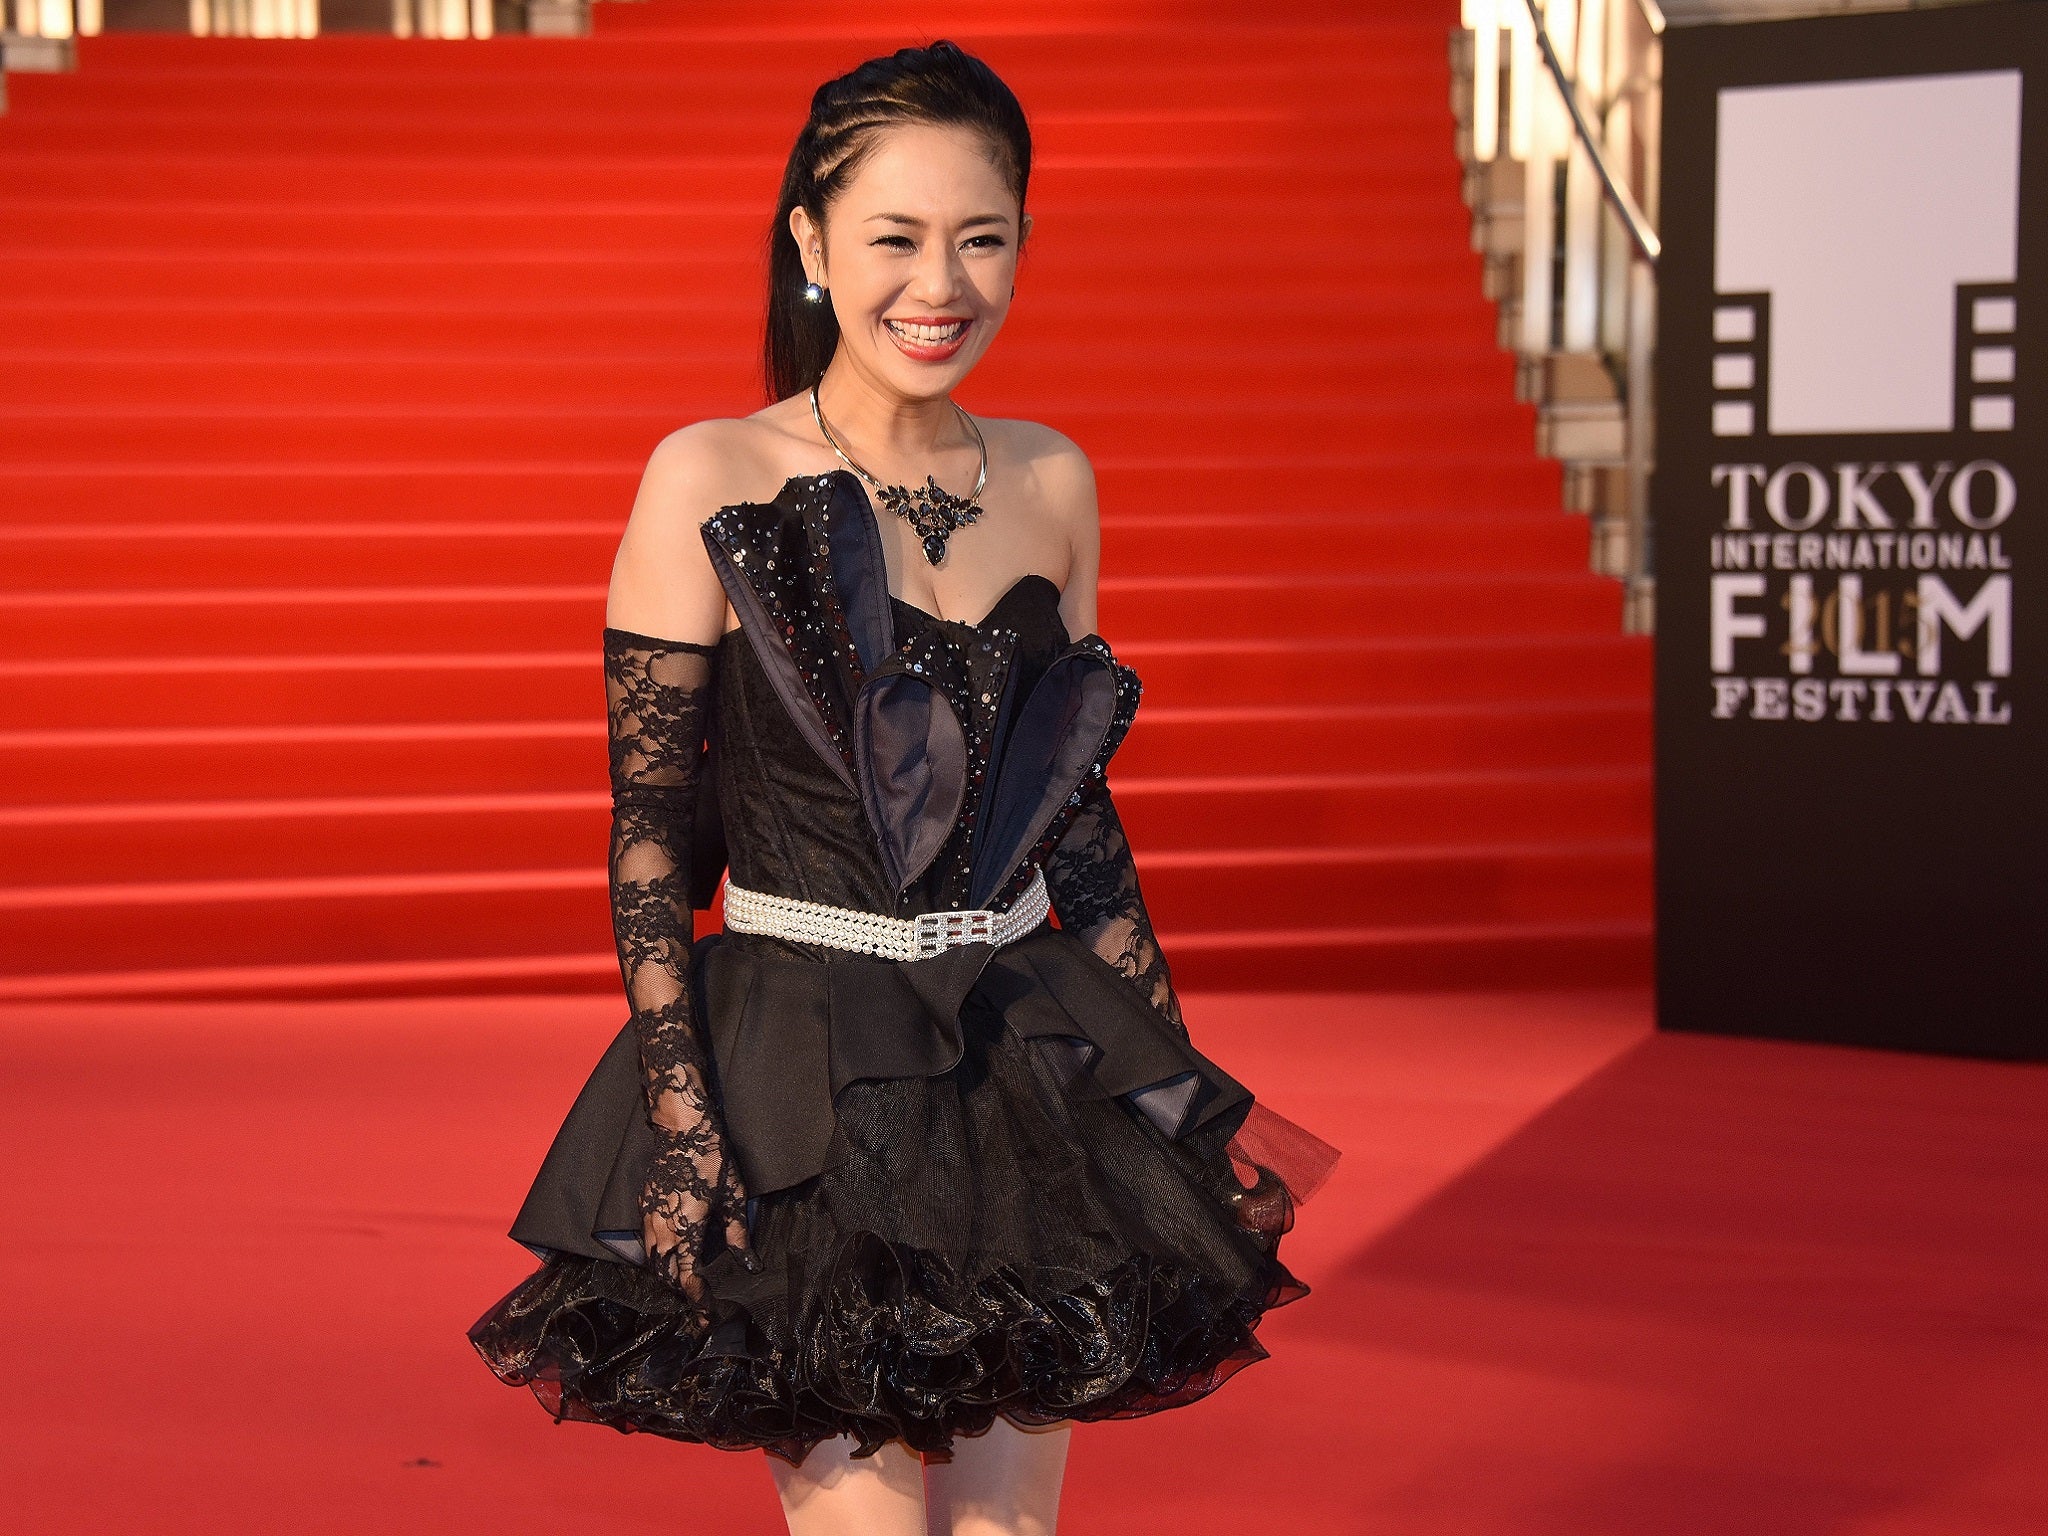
[912,906,996,959]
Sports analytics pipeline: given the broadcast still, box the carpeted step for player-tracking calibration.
[0,203,1474,260]
[0,458,1563,525]
[0,2,1653,997]
[0,916,1652,998]
[4,306,1496,366]
[0,156,1470,212]
[1165,919,1651,989]
[0,465,649,524]
[0,513,1593,592]
[0,839,1648,980]
[0,343,1519,410]
[4,769,1650,886]
[0,700,1648,809]
[0,401,1545,466]
[0,634,1645,732]
[0,574,1624,660]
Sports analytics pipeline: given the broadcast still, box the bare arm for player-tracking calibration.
[607,422,751,643]
[1043,432,1101,641]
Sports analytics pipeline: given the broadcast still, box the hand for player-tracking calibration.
[640,1119,753,1304]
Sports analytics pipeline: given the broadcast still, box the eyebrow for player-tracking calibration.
[864,212,1013,231]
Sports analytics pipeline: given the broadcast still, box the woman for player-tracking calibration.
[468,40,1337,1536]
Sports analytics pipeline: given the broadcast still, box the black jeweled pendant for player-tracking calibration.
[879,474,984,565]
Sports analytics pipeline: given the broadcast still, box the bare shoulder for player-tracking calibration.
[984,416,1098,539]
[981,417,1100,634]
[610,418,788,640]
[635,416,789,522]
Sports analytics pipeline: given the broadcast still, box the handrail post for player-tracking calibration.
[1623,256,1657,633]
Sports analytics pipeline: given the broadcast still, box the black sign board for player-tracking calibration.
[1655,3,2046,1057]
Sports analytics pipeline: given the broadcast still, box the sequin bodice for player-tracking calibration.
[698,471,1140,930]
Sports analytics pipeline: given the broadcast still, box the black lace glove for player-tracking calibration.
[1042,774,1188,1038]
[603,628,753,1305]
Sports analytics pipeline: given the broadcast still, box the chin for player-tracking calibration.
[876,354,980,402]
[914,365,977,398]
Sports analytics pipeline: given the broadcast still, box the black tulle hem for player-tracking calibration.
[472,956,1336,1466]
[467,1231,1308,1466]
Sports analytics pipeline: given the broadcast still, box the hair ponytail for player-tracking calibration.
[763,40,1032,403]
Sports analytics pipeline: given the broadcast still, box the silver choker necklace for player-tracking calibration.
[809,383,988,565]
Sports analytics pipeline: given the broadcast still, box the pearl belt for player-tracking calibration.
[720,867,1050,962]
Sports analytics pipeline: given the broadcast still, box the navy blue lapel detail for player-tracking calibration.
[699,480,859,793]
[969,635,1141,910]
[853,629,971,896]
[819,470,897,676]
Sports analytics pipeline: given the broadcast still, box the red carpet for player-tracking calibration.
[0,0,1650,1001]
[4,987,2044,1533]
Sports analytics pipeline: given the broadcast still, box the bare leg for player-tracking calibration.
[922,1418,1072,1536]
[768,1435,927,1536]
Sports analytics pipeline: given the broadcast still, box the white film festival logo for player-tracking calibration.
[1704,458,2015,725]
[1711,71,2020,439]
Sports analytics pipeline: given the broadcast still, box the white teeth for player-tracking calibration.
[889,320,965,345]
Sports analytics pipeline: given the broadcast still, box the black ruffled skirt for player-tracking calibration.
[467,930,1330,1466]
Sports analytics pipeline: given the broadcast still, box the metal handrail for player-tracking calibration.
[1522,0,1662,264]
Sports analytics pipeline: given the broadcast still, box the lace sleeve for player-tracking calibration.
[1042,774,1188,1038]
[603,627,753,1302]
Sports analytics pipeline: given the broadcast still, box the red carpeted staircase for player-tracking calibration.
[0,1,1651,1000]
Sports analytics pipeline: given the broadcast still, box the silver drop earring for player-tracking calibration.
[802,281,825,304]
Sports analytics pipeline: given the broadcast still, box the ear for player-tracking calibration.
[1020,210,1034,248]
[788,206,823,280]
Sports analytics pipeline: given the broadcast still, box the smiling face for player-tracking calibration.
[792,122,1029,404]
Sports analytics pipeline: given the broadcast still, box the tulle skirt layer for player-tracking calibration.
[467,991,1310,1465]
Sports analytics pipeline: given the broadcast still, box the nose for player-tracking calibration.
[905,237,967,309]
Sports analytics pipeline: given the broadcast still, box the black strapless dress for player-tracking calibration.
[466,469,1337,1465]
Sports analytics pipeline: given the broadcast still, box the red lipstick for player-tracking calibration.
[884,316,972,364]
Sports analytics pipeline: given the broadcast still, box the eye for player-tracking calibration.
[871,235,916,250]
[962,235,1007,251]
